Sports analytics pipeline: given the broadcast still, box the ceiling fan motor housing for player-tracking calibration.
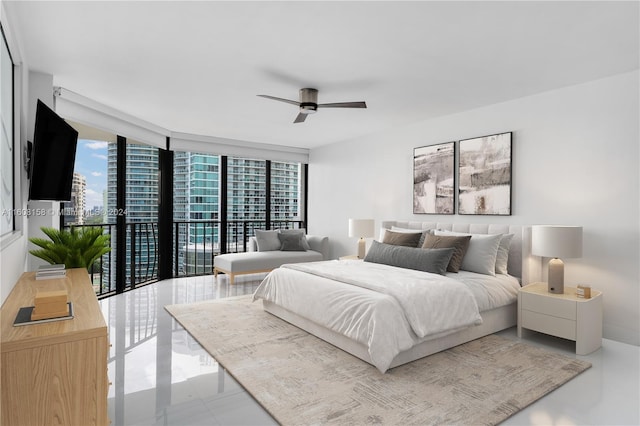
[299,88,318,114]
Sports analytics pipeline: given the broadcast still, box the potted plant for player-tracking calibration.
[29,226,111,269]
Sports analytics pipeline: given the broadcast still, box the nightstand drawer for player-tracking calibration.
[522,310,576,340]
[521,292,576,320]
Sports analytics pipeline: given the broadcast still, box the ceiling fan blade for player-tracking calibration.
[293,112,307,123]
[317,101,367,109]
[257,95,300,106]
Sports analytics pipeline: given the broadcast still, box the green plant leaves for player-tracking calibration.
[29,226,111,269]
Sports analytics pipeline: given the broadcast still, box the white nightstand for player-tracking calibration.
[517,282,602,355]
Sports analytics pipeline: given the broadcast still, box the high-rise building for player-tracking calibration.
[63,172,86,225]
[107,142,159,223]
[270,161,300,222]
[227,157,266,222]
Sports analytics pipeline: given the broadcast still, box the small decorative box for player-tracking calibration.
[576,284,591,299]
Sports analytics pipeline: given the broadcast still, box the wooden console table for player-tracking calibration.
[1,268,109,426]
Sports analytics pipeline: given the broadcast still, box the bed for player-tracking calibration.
[253,221,540,373]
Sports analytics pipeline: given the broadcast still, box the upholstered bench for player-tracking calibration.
[213,234,329,284]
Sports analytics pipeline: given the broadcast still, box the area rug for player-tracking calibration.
[165,296,591,425]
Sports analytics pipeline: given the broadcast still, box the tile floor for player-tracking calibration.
[102,274,640,425]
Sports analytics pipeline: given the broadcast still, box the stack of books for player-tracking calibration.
[35,264,67,280]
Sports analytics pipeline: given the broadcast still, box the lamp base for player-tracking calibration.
[547,258,564,294]
[357,238,366,259]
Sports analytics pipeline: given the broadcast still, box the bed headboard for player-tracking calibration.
[381,221,540,285]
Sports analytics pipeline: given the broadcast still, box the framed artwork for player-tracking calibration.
[458,132,512,215]
[413,141,455,214]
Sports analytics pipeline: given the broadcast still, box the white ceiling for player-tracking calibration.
[5,1,639,149]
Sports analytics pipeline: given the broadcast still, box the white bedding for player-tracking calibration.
[445,270,520,312]
[252,260,520,372]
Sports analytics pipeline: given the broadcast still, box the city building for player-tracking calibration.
[62,172,86,225]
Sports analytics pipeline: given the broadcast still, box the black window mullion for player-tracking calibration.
[220,156,228,254]
[115,135,126,294]
[265,160,271,230]
[303,163,308,229]
[157,137,173,280]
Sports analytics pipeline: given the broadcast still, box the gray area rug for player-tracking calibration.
[166,295,591,425]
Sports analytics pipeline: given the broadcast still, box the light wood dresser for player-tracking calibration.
[1,268,109,426]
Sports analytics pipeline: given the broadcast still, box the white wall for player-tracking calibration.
[0,27,56,304]
[26,71,60,272]
[308,70,639,346]
[0,5,29,304]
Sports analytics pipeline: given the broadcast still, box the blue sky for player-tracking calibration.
[73,139,109,209]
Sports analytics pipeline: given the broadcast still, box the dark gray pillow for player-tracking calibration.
[422,234,471,273]
[278,232,307,251]
[364,241,454,275]
[382,230,422,247]
[390,227,431,247]
[280,229,311,250]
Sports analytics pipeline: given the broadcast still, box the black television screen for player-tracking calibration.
[28,100,78,201]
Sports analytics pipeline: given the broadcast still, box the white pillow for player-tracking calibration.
[495,234,514,274]
[255,230,281,251]
[434,230,513,274]
[433,230,502,276]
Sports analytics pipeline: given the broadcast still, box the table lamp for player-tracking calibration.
[348,219,374,259]
[531,225,583,294]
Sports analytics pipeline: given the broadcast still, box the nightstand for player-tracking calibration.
[517,282,602,355]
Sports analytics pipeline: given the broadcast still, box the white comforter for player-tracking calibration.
[252,260,486,372]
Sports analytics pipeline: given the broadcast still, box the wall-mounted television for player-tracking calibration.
[28,100,78,201]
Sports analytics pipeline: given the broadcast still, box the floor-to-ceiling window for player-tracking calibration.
[61,129,306,293]
[107,140,159,288]
[61,123,114,294]
[173,151,221,276]
[227,157,266,251]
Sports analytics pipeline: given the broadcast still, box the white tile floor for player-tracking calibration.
[103,274,640,425]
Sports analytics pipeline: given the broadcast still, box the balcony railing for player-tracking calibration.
[65,219,303,298]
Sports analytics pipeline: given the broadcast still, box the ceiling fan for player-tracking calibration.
[257,88,367,123]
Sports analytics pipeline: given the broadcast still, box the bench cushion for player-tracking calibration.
[214,250,324,273]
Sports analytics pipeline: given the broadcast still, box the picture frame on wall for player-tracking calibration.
[413,141,455,214]
[458,132,512,215]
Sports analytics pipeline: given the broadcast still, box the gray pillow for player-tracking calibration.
[280,229,311,250]
[255,230,281,251]
[382,230,422,247]
[364,241,454,275]
[390,226,430,247]
[422,234,471,273]
[278,232,307,251]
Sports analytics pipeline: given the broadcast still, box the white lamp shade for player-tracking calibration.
[532,225,583,259]
[348,219,374,238]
